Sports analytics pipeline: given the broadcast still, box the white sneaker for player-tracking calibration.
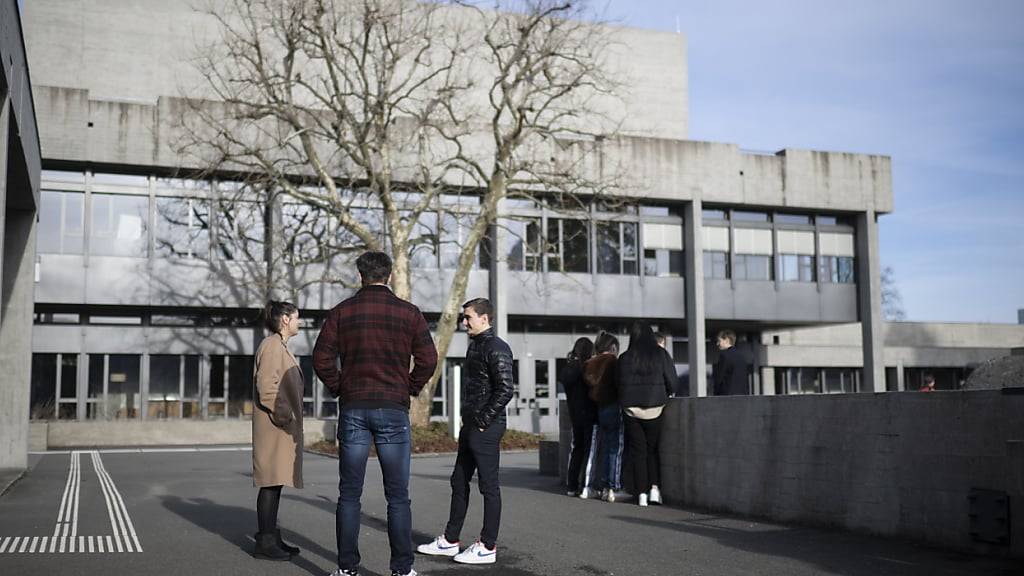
[639,493,649,507]
[579,487,593,499]
[453,540,497,564]
[566,490,578,497]
[391,570,417,576]
[417,535,459,557]
[606,489,629,503]
[649,485,662,505]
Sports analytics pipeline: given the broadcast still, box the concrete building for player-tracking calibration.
[14,0,1024,449]
[1,0,42,471]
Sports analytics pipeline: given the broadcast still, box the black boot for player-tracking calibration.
[254,531,291,561]
[275,529,300,556]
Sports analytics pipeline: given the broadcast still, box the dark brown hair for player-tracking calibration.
[262,300,297,334]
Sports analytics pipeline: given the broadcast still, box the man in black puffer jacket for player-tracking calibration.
[418,298,515,566]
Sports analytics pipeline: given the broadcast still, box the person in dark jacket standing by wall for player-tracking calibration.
[618,322,676,507]
[418,298,514,565]
[560,337,596,497]
[712,330,749,396]
[583,331,626,502]
[313,251,438,576]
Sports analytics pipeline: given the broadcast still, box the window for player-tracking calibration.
[734,254,773,281]
[155,197,211,259]
[148,355,183,418]
[733,228,773,281]
[731,210,769,222]
[777,230,816,282]
[702,209,727,221]
[645,249,684,277]
[216,200,264,261]
[32,354,80,420]
[820,256,856,283]
[535,359,550,416]
[642,222,683,277]
[506,218,542,272]
[39,191,85,254]
[90,194,149,257]
[209,356,226,417]
[823,368,860,394]
[282,203,331,263]
[298,356,316,417]
[596,221,638,275]
[546,218,590,273]
[780,254,816,282]
[774,213,812,225]
[227,355,254,418]
[781,367,820,395]
[439,211,486,270]
[702,225,730,279]
[87,354,141,419]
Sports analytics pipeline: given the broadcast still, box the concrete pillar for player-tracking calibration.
[896,359,905,392]
[856,210,885,392]
[684,198,707,397]
[0,99,38,470]
[761,366,776,396]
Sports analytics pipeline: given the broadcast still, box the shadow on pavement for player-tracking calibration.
[160,495,370,576]
[611,513,1024,576]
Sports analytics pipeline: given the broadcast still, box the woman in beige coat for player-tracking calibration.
[253,300,304,561]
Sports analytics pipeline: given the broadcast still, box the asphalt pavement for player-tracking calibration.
[0,448,1020,576]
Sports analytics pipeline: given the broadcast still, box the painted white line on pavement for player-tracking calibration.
[28,537,39,553]
[106,535,113,552]
[71,452,81,537]
[92,451,125,553]
[0,537,10,553]
[94,452,143,552]
[98,536,105,553]
[8,537,20,553]
[19,537,30,553]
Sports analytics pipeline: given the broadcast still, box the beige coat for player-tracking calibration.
[252,334,304,488]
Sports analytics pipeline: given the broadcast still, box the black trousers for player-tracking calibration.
[566,421,598,493]
[444,422,505,549]
[623,414,662,495]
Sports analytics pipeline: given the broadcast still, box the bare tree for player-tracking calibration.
[881,265,906,321]
[176,0,622,425]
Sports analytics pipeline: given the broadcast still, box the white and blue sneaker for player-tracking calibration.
[417,535,460,557]
[453,540,497,565]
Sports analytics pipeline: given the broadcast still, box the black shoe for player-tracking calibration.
[254,531,291,561]
[275,529,300,555]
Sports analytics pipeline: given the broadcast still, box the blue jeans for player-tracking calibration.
[597,404,623,491]
[336,408,413,574]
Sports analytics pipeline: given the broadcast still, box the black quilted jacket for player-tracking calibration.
[461,328,515,429]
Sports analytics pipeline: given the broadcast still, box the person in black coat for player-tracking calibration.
[560,337,597,496]
[617,322,676,507]
[712,330,749,396]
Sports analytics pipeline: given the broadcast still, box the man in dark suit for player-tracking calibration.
[712,330,749,396]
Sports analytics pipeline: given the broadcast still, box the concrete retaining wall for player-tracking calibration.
[32,418,338,449]
[657,390,1024,558]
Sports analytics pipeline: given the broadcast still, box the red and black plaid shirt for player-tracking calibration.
[313,285,438,410]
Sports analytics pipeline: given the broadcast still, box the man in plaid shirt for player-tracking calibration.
[313,251,438,576]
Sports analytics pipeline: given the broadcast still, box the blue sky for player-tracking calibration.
[604,0,1024,323]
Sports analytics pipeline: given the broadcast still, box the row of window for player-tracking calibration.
[703,253,856,283]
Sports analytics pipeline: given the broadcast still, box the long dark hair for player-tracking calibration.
[626,322,664,375]
[568,337,594,364]
[261,300,297,334]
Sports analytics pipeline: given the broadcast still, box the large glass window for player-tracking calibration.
[208,355,226,417]
[703,252,729,279]
[87,354,141,419]
[506,218,542,272]
[216,200,265,261]
[439,211,486,270]
[546,218,590,273]
[227,355,254,418]
[780,254,816,282]
[734,254,773,281]
[820,256,856,283]
[596,221,638,275]
[298,356,316,417]
[38,191,85,254]
[155,197,211,259]
[90,194,149,257]
[823,368,860,394]
[282,202,331,264]
[148,355,182,418]
[30,354,58,420]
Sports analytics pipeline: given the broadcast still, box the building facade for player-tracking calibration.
[18,0,1023,442]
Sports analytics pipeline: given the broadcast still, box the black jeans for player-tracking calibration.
[444,422,505,549]
[566,421,598,493]
[623,414,662,495]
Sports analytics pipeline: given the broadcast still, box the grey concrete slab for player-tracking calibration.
[0,449,1020,576]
